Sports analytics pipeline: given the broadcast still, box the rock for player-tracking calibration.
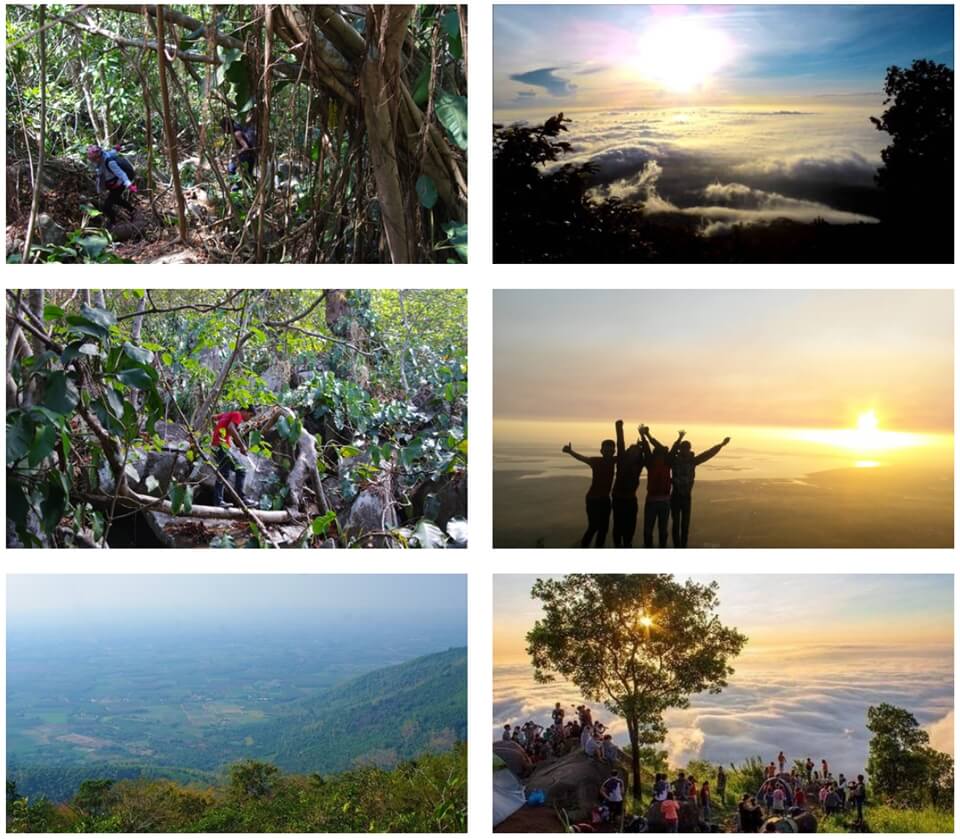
[411,472,467,529]
[37,213,67,246]
[262,361,292,394]
[345,487,397,547]
[522,748,622,823]
[96,446,191,497]
[188,451,281,507]
[493,741,533,779]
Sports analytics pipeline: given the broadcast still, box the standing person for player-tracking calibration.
[716,765,727,806]
[805,757,814,782]
[821,759,829,780]
[688,777,698,807]
[700,779,712,821]
[669,431,730,547]
[765,761,777,779]
[211,406,254,507]
[601,734,619,765]
[852,775,866,826]
[795,786,806,808]
[612,419,644,547]
[654,773,669,801]
[640,426,673,548]
[777,751,786,774]
[836,774,847,810]
[772,785,786,815]
[673,771,690,802]
[552,702,565,728]
[502,724,512,741]
[563,439,616,547]
[220,116,257,178]
[600,770,625,822]
[661,792,680,833]
[86,144,138,225]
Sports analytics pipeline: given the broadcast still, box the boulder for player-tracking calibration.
[411,472,467,529]
[646,799,701,833]
[96,445,191,496]
[760,809,818,833]
[493,740,534,779]
[523,749,619,822]
[345,487,398,547]
[37,213,67,246]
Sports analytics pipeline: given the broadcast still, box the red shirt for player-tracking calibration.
[586,457,615,498]
[213,411,244,448]
[661,800,680,821]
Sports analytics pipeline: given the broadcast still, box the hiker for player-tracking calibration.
[221,116,257,178]
[601,734,619,764]
[552,702,565,727]
[852,775,866,825]
[600,770,625,822]
[578,705,593,728]
[612,419,644,547]
[821,759,829,779]
[823,785,841,815]
[805,757,814,782]
[836,774,847,809]
[87,144,138,225]
[653,773,669,802]
[765,761,777,779]
[716,765,727,805]
[817,783,829,808]
[699,778,711,821]
[777,751,786,774]
[211,406,254,507]
[661,792,680,833]
[563,439,615,547]
[795,786,806,808]
[669,430,730,548]
[772,784,786,815]
[673,771,690,801]
[688,777,698,806]
[640,426,672,547]
[502,724,512,741]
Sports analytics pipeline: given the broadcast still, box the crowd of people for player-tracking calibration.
[563,422,730,548]
[501,703,622,766]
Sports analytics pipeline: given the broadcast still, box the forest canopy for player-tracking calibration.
[6,5,467,264]
[6,289,467,548]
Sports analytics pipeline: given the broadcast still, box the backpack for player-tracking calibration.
[103,149,135,181]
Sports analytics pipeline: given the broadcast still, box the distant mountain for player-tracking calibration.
[235,646,468,774]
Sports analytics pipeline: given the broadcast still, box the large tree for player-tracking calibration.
[527,574,747,802]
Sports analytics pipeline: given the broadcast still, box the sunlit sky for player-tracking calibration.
[495,5,955,113]
[7,575,467,627]
[494,574,954,663]
[494,290,953,433]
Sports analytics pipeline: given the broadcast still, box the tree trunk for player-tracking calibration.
[628,718,642,803]
[155,4,189,241]
[22,5,47,263]
[255,6,274,263]
[359,6,415,263]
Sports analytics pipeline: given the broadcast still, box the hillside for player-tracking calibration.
[247,647,469,773]
[8,647,467,803]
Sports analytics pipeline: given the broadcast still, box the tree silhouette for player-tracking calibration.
[870,59,953,257]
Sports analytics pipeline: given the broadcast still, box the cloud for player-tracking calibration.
[517,90,537,98]
[732,151,876,186]
[509,67,575,96]
[493,647,953,775]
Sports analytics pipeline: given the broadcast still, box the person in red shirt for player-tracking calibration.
[211,406,254,507]
[661,792,680,832]
[562,437,616,547]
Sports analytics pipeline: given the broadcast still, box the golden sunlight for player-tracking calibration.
[632,17,734,92]
[787,411,927,453]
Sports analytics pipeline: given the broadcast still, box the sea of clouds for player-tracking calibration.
[537,106,886,234]
[493,645,953,775]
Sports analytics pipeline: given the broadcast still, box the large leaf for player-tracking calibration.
[123,342,154,365]
[443,221,467,262]
[42,303,65,321]
[435,92,467,150]
[43,371,80,415]
[80,304,115,330]
[411,519,446,549]
[114,366,156,389]
[416,174,439,209]
[6,415,33,464]
[76,235,110,259]
[28,422,58,467]
[40,475,67,534]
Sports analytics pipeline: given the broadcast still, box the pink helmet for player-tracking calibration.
[86,144,102,160]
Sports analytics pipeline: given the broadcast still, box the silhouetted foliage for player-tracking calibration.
[870,59,954,258]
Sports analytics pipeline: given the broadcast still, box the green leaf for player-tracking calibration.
[412,519,446,548]
[182,484,194,514]
[161,351,173,366]
[42,304,65,321]
[311,510,337,538]
[123,342,154,365]
[435,92,467,150]
[339,445,361,459]
[114,367,155,389]
[76,235,110,258]
[169,483,186,515]
[40,476,67,533]
[28,422,58,467]
[442,221,467,262]
[43,371,79,415]
[416,174,439,209]
[440,9,460,37]
[80,304,115,330]
[412,63,430,107]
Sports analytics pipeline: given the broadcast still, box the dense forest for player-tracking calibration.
[6,5,467,264]
[7,744,467,832]
[6,288,467,548]
[494,60,953,263]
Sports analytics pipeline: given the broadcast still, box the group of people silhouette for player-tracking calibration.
[563,421,730,548]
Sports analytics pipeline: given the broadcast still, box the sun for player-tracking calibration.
[632,17,734,93]
[857,410,879,433]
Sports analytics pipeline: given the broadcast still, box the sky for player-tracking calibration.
[495,5,955,112]
[494,6,953,233]
[493,574,954,770]
[7,575,467,630]
[494,290,954,432]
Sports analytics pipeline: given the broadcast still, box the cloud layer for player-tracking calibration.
[509,67,575,96]
[493,647,953,776]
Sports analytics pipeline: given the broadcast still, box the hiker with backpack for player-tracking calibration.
[221,116,257,179]
[670,430,731,548]
[86,144,138,225]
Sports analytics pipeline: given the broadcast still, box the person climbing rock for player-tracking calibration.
[563,438,616,547]
[87,144,137,225]
[211,406,254,507]
[221,116,257,180]
[611,419,644,547]
[670,430,730,548]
